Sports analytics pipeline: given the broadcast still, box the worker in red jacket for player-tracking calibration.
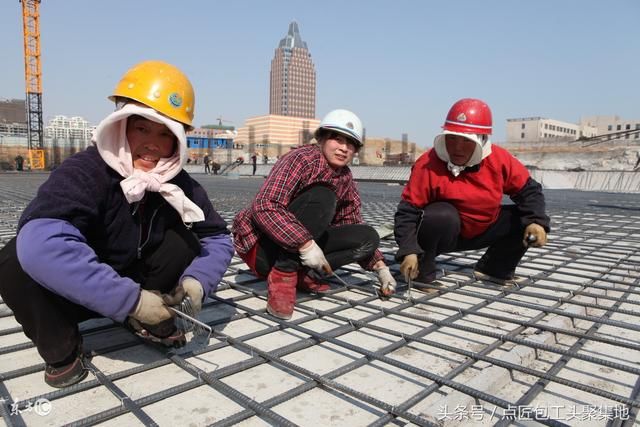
[394,98,550,287]
[233,109,396,319]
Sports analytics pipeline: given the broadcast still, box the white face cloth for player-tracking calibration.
[91,103,205,223]
[433,130,493,177]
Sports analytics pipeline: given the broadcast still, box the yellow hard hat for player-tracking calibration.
[110,60,195,128]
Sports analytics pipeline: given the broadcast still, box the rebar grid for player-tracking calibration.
[0,177,638,426]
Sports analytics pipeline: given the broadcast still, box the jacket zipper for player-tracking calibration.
[137,206,160,259]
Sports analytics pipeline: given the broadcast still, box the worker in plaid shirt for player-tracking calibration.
[233,109,397,319]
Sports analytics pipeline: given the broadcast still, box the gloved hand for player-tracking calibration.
[523,223,547,247]
[181,277,204,314]
[400,254,419,281]
[375,266,396,297]
[299,240,332,274]
[130,289,173,325]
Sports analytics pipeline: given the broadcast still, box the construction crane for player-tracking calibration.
[20,0,45,169]
[216,117,232,126]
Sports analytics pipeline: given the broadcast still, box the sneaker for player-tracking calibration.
[127,318,186,348]
[45,355,88,388]
[266,267,298,319]
[473,270,527,286]
[297,271,331,294]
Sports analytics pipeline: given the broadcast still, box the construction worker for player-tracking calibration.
[0,60,234,388]
[394,98,550,287]
[233,109,397,319]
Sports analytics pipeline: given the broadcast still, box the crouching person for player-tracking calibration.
[233,109,396,319]
[394,98,550,287]
[0,60,233,388]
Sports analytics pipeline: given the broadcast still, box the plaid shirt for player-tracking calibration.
[233,145,384,270]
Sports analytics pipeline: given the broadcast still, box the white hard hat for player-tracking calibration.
[315,109,363,147]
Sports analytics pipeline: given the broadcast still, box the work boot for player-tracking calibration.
[473,269,527,286]
[412,270,439,290]
[297,270,331,294]
[44,351,88,388]
[266,267,298,319]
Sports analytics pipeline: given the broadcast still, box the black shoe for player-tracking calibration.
[44,355,88,388]
[412,271,438,289]
[474,270,527,286]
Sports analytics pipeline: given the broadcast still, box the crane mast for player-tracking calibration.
[21,0,45,169]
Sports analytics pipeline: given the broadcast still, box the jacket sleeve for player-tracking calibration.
[510,177,551,232]
[17,218,140,322]
[394,199,425,260]
[181,233,234,296]
[332,179,363,226]
[250,155,313,251]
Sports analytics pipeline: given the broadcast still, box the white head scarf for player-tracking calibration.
[91,103,205,223]
[433,130,493,177]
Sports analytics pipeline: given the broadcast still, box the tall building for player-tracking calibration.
[269,22,316,119]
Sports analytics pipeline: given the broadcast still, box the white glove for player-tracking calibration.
[130,290,173,325]
[375,266,396,296]
[182,277,204,314]
[299,240,332,274]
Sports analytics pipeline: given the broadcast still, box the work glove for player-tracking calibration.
[181,277,204,314]
[130,289,173,325]
[375,265,396,297]
[399,254,419,281]
[523,223,547,247]
[299,240,332,274]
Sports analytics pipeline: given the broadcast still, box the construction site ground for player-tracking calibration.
[0,173,638,426]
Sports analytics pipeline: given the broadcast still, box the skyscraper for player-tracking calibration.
[269,22,316,119]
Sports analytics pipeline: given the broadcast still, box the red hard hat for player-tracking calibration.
[443,98,492,135]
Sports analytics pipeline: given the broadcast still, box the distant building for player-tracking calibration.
[506,117,597,143]
[0,99,26,123]
[580,115,640,141]
[357,137,425,166]
[44,115,95,141]
[235,114,320,160]
[186,124,236,149]
[0,122,28,136]
[269,22,316,119]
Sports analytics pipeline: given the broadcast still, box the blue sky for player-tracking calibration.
[1,0,638,146]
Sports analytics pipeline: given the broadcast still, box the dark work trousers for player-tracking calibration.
[0,225,200,366]
[254,185,380,277]
[416,202,527,280]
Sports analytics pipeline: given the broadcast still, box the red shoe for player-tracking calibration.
[266,268,298,319]
[297,271,331,294]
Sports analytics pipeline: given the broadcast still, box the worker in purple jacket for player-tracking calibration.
[0,60,234,388]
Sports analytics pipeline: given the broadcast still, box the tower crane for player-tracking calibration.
[216,117,232,126]
[20,0,45,169]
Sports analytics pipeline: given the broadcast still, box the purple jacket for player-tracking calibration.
[16,146,233,322]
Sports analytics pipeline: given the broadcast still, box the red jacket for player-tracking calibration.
[401,146,531,239]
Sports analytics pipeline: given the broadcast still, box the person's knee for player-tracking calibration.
[352,225,380,261]
[289,185,338,233]
[298,185,337,207]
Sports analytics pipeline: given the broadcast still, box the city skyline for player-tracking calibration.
[269,22,316,118]
[0,1,638,147]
